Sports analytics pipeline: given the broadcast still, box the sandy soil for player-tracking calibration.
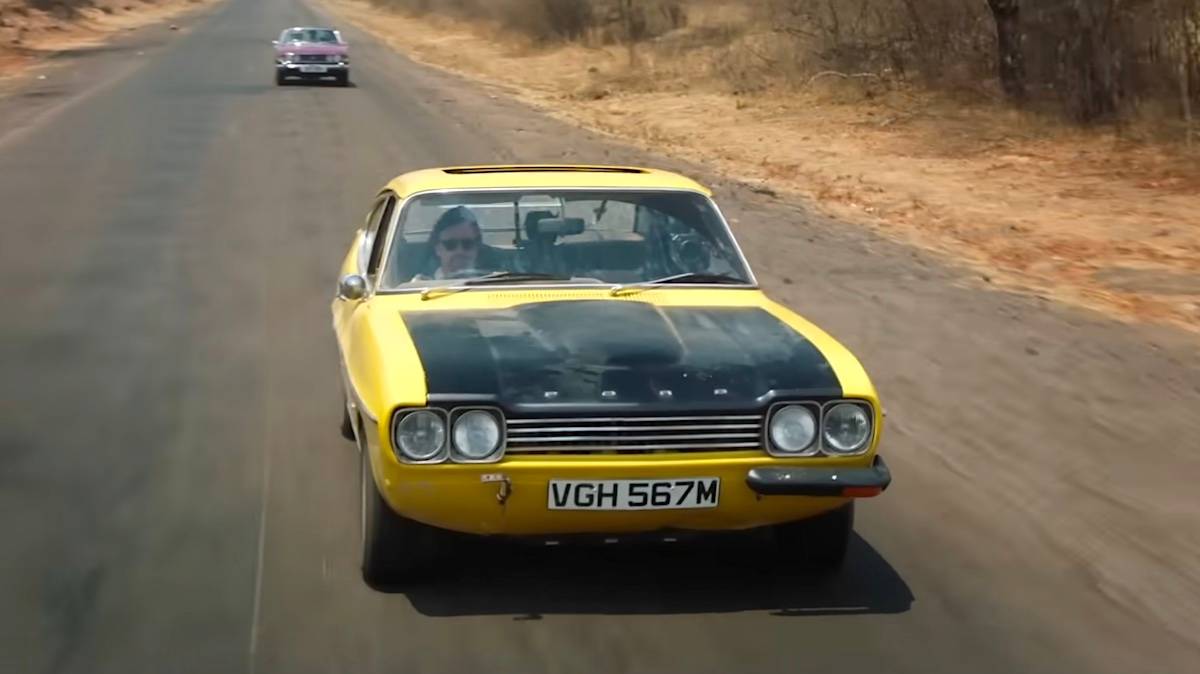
[318,0,1200,335]
[0,0,218,82]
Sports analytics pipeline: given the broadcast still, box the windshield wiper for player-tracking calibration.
[463,271,570,285]
[420,271,572,300]
[610,272,750,296]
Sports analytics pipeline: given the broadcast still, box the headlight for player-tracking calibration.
[283,52,297,61]
[393,410,446,462]
[452,410,503,461]
[768,404,818,455]
[822,403,872,454]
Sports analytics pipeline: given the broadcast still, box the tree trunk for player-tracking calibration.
[621,0,636,65]
[987,0,1027,102]
[1182,60,1194,147]
[1184,1,1198,147]
[1064,0,1123,123]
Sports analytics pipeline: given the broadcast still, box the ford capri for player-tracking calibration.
[331,165,892,587]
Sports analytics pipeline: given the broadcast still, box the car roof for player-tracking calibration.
[382,165,714,198]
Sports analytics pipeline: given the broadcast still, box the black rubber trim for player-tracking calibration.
[425,388,843,416]
[442,166,646,175]
[746,455,891,496]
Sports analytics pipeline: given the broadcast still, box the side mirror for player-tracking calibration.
[271,40,279,46]
[338,274,369,301]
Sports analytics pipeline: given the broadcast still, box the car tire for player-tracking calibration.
[340,398,355,441]
[773,502,854,576]
[336,72,350,87]
[275,69,286,86]
[360,444,440,588]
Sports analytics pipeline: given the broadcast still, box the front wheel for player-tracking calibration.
[773,502,854,576]
[360,446,441,588]
[340,396,355,441]
[275,69,286,86]
[336,71,350,87]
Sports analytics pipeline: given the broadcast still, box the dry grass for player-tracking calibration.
[323,0,1200,333]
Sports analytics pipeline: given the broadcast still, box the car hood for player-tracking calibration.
[400,300,842,412]
[276,43,347,55]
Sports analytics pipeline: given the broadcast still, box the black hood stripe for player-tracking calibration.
[402,301,841,411]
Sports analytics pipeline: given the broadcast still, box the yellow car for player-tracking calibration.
[331,164,891,587]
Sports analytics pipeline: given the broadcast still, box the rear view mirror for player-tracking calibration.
[532,217,585,238]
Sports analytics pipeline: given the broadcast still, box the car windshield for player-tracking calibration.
[378,189,753,290]
[284,29,338,43]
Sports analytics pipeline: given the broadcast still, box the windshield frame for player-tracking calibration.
[370,186,760,295]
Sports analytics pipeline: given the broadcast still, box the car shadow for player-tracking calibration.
[391,531,914,619]
[278,80,357,89]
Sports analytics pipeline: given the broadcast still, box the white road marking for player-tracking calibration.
[248,390,274,671]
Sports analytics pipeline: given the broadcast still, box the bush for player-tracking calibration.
[756,0,1200,124]
[499,0,594,42]
[371,0,686,44]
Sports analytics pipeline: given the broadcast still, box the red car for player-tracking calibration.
[273,26,350,87]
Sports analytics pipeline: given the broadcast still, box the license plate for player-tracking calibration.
[299,65,327,73]
[548,478,720,511]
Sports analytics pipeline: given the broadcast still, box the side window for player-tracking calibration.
[366,194,398,278]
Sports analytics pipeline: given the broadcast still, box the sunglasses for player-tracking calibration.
[438,237,479,251]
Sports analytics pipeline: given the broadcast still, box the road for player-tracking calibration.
[2,0,1199,672]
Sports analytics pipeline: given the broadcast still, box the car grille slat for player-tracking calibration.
[508,424,760,434]
[507,415,760,425]
[510,433,760,443]
[505,414,764,454]
[506,442,761,453]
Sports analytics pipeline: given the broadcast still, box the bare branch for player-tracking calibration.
[772,25,819,40]
[801,70,883,90]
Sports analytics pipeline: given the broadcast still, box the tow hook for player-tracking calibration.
[481,473,512,505]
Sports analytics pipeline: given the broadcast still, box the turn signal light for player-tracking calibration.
[842,486,883,497]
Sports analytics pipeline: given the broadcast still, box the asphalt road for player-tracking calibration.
[2,0,1199,673]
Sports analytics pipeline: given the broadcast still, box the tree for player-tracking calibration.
[987,0,1027,102]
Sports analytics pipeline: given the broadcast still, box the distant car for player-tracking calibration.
[332,164,892,588]
[273,26,350,87]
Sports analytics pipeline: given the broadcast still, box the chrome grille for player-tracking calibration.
[505,414,764,454]
[296,54,333,63]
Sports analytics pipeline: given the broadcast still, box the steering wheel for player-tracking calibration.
[441,268,491,280]
[667,232,713,273]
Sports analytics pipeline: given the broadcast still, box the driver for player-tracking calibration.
[415,205,482,280]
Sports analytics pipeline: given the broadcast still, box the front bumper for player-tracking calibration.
[370,449,890,536]
[277,63,348,76]
[746,455,891,497]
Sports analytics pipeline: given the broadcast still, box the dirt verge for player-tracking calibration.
[0,0,219,82]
